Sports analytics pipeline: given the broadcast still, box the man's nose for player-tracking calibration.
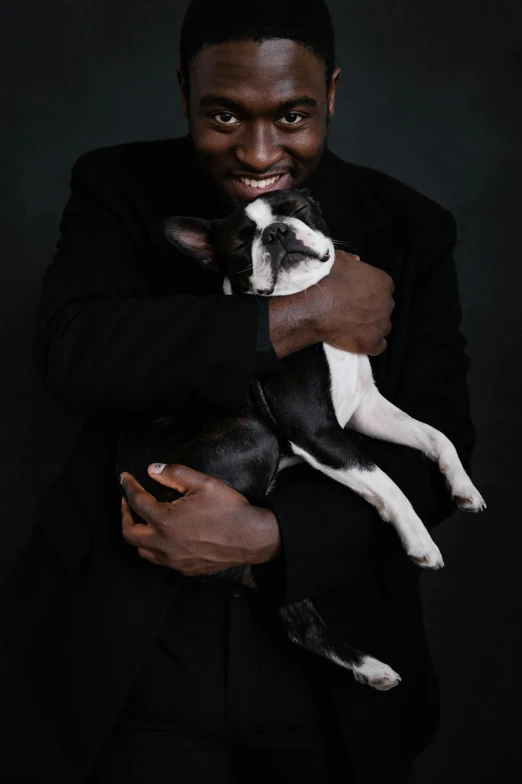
[262,223,288,245]
[234,124,284,172]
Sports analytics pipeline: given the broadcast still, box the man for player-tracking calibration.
[0,0,475,781]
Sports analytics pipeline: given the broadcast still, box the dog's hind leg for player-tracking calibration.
[289,435,444,568]
[349,389,486,513]
[277,598,401,691]
[259,346,443,567]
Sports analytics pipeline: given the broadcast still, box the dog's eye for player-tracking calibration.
[292,205,308,217]
[232,240,251,253]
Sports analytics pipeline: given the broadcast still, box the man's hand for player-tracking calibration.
[120,464,281,576]
[313,251,395,355]
[269,250,395,358]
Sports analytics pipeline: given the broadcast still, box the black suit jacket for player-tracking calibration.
[0,134,475,779]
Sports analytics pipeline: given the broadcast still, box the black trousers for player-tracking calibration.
[86,577,351,782]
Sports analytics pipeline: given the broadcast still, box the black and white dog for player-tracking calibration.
[116,189,485,690]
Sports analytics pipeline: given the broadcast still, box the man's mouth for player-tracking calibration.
[230,172,292,199]
[239,175,282,189]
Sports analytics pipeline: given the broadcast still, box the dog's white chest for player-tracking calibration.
[323,344,374,427]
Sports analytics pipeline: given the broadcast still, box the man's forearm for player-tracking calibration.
[269,293,321,358]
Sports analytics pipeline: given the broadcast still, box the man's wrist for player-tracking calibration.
[268,288,323,358]
[243,504,282,564]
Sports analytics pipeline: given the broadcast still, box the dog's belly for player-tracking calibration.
[275,347,372,476]
[323,344,373,428]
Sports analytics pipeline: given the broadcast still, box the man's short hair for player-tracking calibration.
[179,0,336,89]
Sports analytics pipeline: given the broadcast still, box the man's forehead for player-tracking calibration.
[198,92,319,115]
[190,39,327,99]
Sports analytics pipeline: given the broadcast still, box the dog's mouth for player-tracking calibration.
[266,228,331,265]
[276,248,331,264]
[313,249,331,262]
[249,248,331,296]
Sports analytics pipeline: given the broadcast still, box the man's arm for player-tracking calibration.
[33,154,392,418]
[32,153,282,417]
[252,208,475,606]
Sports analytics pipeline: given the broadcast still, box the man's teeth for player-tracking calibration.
[239,175,280,189]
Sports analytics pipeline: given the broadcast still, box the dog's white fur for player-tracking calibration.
[224,197,486,572]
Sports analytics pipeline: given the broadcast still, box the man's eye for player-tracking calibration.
[279,113,305,125]
[212,112,240,125]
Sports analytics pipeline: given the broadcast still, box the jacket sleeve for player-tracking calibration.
[32,153,282,418]
[252,208,476,607]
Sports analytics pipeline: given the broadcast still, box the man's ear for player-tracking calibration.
[177,65,189,118]
[164,216,219,269]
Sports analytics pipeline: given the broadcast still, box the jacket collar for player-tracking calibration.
[306,146,393,250]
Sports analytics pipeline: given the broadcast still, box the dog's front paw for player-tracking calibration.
[453,484,487,513]
[352,656,401,691]
[444,472,487,513]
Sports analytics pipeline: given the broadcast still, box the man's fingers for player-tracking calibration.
[120,472,166,519]
[121,497,165,562]
[147,462,214,494]
[121,496,154,546]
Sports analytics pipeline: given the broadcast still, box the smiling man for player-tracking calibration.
[184,38,333,203]
[0,1,476,782]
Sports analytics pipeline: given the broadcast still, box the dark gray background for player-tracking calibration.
[1,1,521,781]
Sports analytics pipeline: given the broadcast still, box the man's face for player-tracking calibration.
[178,39,341,209]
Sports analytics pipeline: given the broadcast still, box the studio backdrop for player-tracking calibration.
[1,2,520,782]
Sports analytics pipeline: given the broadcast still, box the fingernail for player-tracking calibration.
[149,463,166,474]
[119,473,125,484]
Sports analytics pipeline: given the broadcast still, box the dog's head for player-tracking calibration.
[164,189,335,296]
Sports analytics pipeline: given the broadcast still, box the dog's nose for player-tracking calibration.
[262,222,288,245]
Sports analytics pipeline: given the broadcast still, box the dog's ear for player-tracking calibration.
[164,216,220,269]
